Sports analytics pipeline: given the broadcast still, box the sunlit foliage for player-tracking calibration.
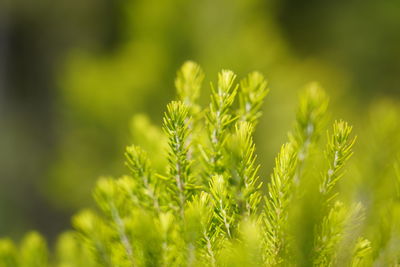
[1,62,399,266]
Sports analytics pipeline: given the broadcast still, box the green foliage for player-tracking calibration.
[395,160,400,200]
[1,61,400,266]
[229,121,262,217]
[20,232,49,267]
[204,70,238,177]
[350,238,372,267]
[0,239,17,267]
[55,231,97,267]
[263,142,297,265]
[313,201,348,266]
[125,145,160,212]
[0,232,49,267]
[162,101,197,218]
[289,83,329,184]
[209,174,235,240]
[175,61,204,113]
[320,120,356,203]
[291,82,328,159]
[237,72,269,126]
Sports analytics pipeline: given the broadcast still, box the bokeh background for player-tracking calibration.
[0,0,399,243]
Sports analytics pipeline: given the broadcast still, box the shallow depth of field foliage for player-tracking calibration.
[3,0,400,247]
[1,62,400,266]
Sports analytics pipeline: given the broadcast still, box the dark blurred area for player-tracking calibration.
[0,0,399,242]
[277,0,400,99]
[0,0,121,239]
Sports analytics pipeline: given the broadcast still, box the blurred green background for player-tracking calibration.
[0,0,399,242]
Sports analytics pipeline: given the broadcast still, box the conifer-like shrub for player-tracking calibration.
[1,62,400,266]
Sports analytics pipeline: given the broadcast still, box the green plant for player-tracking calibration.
[1,61,399,266]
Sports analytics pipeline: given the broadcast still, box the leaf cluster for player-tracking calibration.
[2,62,399,267]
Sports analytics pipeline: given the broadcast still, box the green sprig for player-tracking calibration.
[263,143,298,265]
[175,61,204,112]
[125,145,160,212]
[320,120,356,203]
[290,82,329,183]
[237,71,269,126]
[205,70,238,176]
[163,101,195,218]
[210,175,236,240]
[229,121,262,217]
